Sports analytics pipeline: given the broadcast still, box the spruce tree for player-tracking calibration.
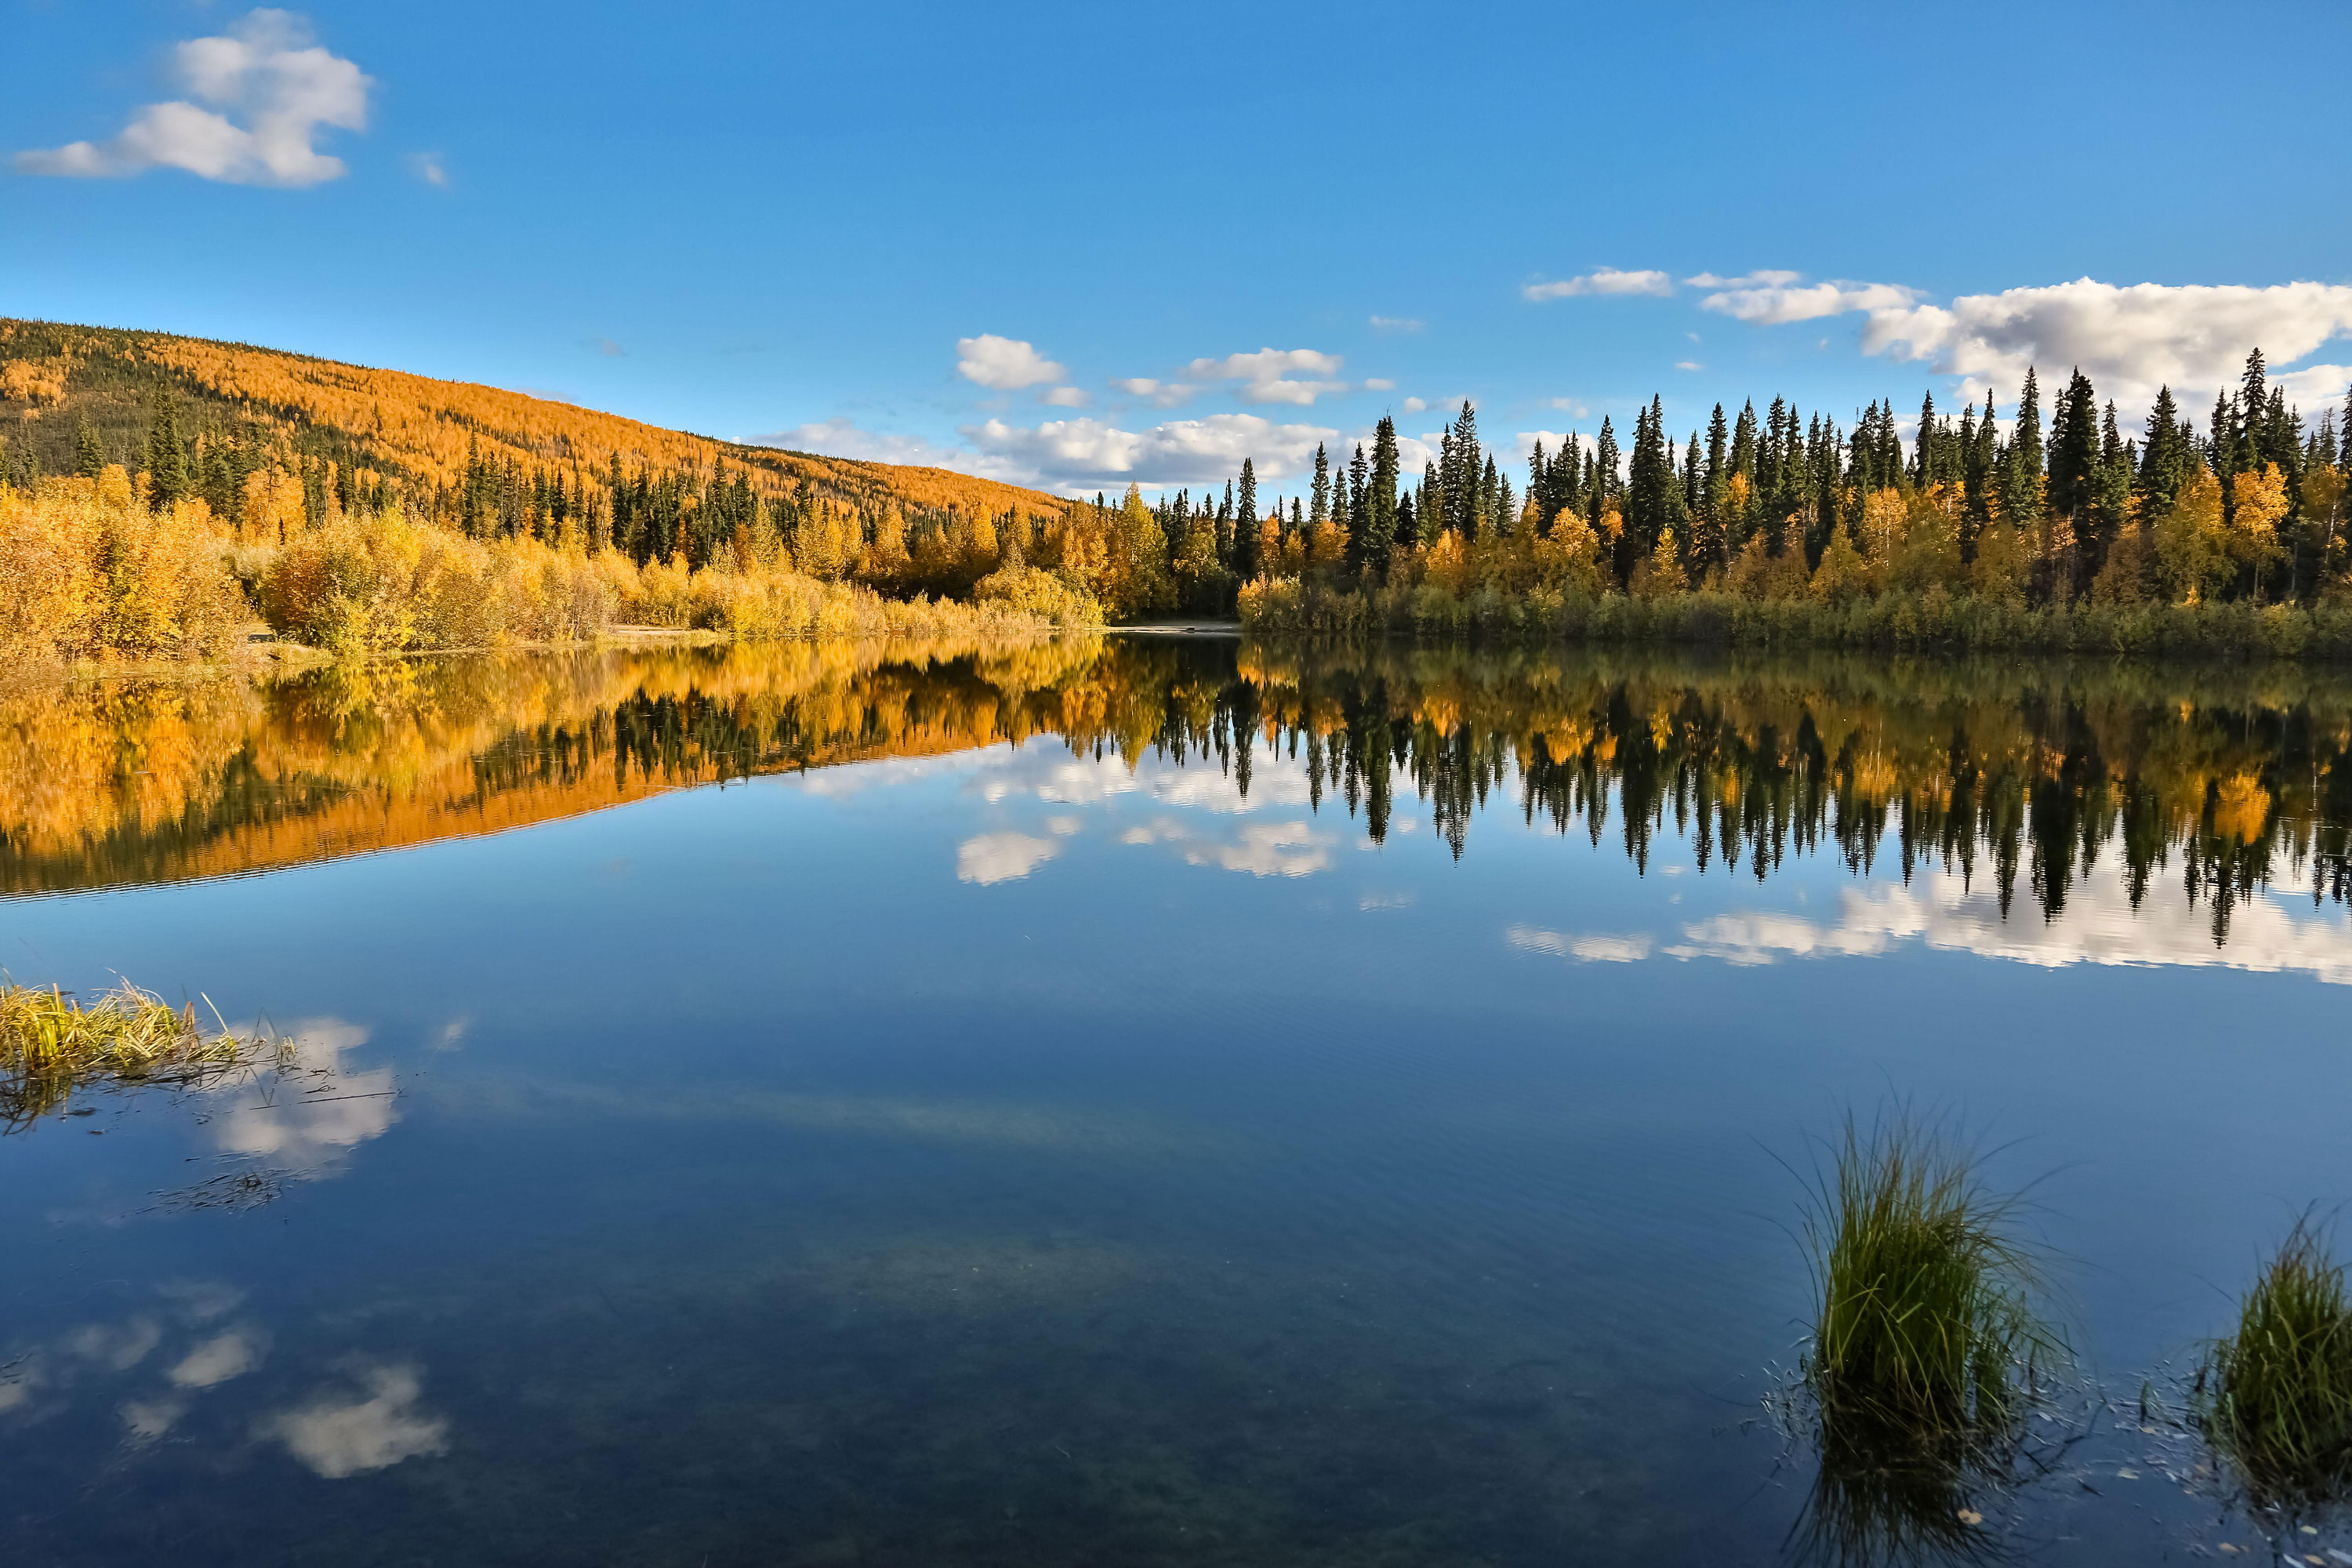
[1309,443,1330,526]
[2136,387,2190,523]
[73,414,103,479]
[1364,416,1400,568]
[1234,459,1258,579]
[1998,372,2044,532]
[144,392,191,510]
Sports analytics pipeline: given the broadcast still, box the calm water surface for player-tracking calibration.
[4,637,2350,1564]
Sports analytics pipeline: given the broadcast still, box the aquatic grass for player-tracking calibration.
[2201,1218,2352,1505]
[1782,1114,2069,1563]
[0,978,249,1128]
[1802,1116,2058,1436]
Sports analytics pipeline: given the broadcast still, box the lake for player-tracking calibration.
[3,635,2349,1564]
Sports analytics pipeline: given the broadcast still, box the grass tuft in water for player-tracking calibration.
[2201,1217,2352,1505]
[0,979,249,1128]
[1802,1115,2056,1436]
[1784,1114,2067,1564]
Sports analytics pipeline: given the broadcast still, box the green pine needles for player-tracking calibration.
[2201,1218,2352,1505]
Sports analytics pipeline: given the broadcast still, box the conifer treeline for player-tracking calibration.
[1185,350,2347,621]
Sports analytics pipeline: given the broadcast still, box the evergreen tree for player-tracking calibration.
[1590,416,1621,531]
[2136,387,2191,522]
[2237,349,2269,476]
[72,414,104,479]
[1623,396,1671,581]
[1998,371,2044,531]
[1309,443,1330,526]
[144,392,191,509]
[1364,416,1400,568]
[1234,459,1259,579]
[2047,368,2101,566]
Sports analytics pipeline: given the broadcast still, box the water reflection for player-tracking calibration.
[7,640,2352,967]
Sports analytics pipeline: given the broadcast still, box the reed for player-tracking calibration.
[2201,1218,2352,1504]
[0,979,248,1127]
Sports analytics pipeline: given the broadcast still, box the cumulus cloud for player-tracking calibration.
[1109,376,1196,408]
[1523,268,1674,302]
[1185,348,1348,405]
[1706,273,2352,414]
[1697,278,1922,324]
[1363,377,1396,390]
[956,334,1066,390]
[1038,385,1091,408]
[1683,270,1802,289]
[16,10,369,187]
[963,411,1334,487]
[753,416,1031,482]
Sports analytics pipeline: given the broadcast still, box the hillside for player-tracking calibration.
[0,317,1066,521]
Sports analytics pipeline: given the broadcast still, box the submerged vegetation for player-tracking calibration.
[0,979,254,1128]
[2201,1219,2352,1506]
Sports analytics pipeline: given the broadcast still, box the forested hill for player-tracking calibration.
[0,317,1063,521]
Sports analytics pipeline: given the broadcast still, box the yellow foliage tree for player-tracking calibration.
[2153,468,2227,604]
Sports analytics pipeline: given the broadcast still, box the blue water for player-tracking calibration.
[2,641,2347,1563]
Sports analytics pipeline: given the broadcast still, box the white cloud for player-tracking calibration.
[956,334,1066,390]
[753,416,1034,484]
[1683,270,1802,289]
[1523,268,1674,302]
[1370,315,1425,333]
[1698,278,1922,325]
[406,151,448,188]
[17,10,369,187]
[1110,377,1197,408]
[1185,347,1348,405]
[1546,397,1592,418]
[956,832,1058,885]
[1039,385,1091,408]
[1363,377,1396,391]
[1675,361,1703,372]
[963,411,1334,487]
[1708,274,2352,415]
[262,1363,448,1478]
[1402,396,1428,413]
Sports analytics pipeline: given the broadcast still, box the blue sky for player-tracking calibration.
[6,0,2350,495]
